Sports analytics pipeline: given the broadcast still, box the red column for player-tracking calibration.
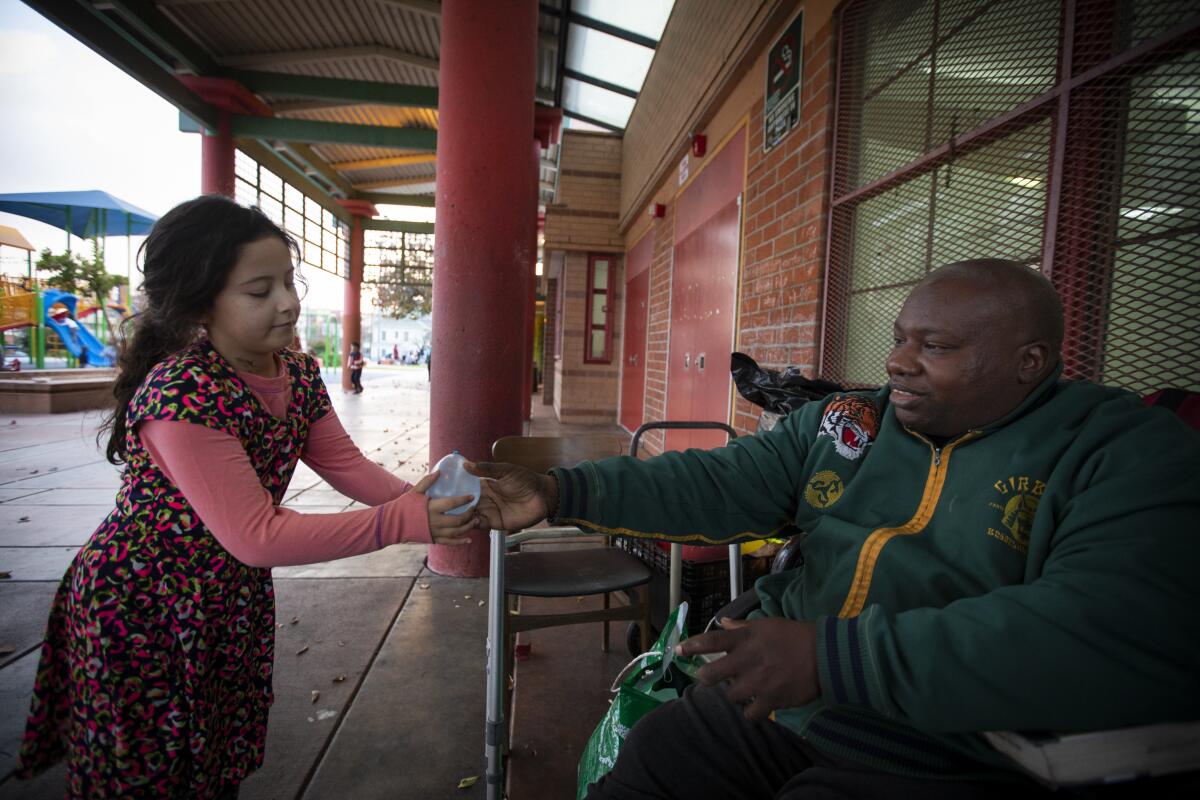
[429,0,538,577]
[524,139,540,421]
[342,216,364,391]
[201,110,235,197]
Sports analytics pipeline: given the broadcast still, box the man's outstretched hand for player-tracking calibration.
[676,617,821,720]
[465,461,559,532]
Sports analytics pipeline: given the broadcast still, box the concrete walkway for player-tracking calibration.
[0,366,501,800]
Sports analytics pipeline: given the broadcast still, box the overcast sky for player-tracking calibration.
[0,0,358,309]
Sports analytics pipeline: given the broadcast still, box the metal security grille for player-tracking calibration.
[823,0,1200,394]
[234,149,349,278]
[363,230,435,286]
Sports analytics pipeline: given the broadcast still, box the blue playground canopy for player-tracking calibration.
[0,190,157,237]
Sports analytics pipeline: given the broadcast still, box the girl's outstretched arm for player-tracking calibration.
[139,419,441,567]
[300,410,412,505]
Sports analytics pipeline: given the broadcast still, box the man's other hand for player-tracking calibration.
[677,618,820,720]
[466,461,558,532]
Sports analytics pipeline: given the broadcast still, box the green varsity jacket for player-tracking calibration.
[549,369,1200,777]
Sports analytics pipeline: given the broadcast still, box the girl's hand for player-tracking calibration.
[413,472,483,546]
[464,461,557,531]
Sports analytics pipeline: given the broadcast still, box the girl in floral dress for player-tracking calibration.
[16,196,480,798]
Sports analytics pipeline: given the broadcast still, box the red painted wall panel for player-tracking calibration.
[667,199,742,451]
[620,268,650,433]
[666,127,746,452]
[675,128,747,245]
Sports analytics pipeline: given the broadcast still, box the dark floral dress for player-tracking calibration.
[18,341,331,798]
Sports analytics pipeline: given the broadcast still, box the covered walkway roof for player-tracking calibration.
[29,0,673,220]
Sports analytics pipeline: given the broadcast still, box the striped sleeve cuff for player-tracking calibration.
[547,464,598,523]
[815,609,893,717]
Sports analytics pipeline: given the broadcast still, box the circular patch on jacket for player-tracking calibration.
[818,396,880,461]
[805,469,844,508]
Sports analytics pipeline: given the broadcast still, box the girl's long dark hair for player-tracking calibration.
[100,195,298,464]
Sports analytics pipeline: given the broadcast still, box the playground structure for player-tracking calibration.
[0,280,128,369]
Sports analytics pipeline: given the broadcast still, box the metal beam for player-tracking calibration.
[562,109,623,133]
[26,0,217,127]
[371,0,441,18]
[562,67,638,99]
[101,0,215,74]
[363,219,435,234]
[553,0,571,108]
[270,100,356,114]
[355,192,436,208]
[221,45,438,75]
[229,115,438,150]
[234,138,352,224]
[351,176,436,191]
[276,142,354,197]
[567,11,657,49]
[229,69,438,108]
[333,154,437,171]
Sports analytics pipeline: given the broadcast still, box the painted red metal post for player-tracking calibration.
[342,216,364,391]
[524,139,540,422]
[429,0,538,576]
[201,110,235,197]
[336,199,377,392]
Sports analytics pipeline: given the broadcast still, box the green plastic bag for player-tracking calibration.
[576,602,698,799]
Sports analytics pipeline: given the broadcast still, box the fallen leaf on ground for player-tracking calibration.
[457,776,478,789]
[316,709,337,721]
[478,600,485,607]
[0,643,15,656]
[337,640,345,647]
[332,675,346,683]
[291,616,300,625]
[464,594,472,600]
[310,690,320,704]
[18,516,30,523]
[419,582,430,589]
[30,469,38,475]
[296,645,309,656]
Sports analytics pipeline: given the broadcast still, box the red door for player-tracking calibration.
[666,198,742,451]
[624,250,652,434]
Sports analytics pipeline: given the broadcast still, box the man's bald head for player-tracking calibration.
[886,259,1064,437]
[921,259,1064,359]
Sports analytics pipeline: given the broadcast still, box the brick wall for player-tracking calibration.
[545,130,625,423]
[544,131,623,252]
[553,251,624,424]
[542,277,557,406]
[624,7,838,444]
[620,0,773,226]
[636,206,677,455]
[732,15,835,434]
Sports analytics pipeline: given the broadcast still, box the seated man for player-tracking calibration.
[470,259,1200,799]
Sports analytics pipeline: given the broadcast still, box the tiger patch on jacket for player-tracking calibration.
[818,396,880,461]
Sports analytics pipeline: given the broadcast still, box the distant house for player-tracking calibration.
[365,313,431,363]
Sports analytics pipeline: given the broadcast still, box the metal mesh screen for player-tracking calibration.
[825,0,1200,393]
[363,230,435,285]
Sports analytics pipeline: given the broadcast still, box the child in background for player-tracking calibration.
[349,340,365,393]
[16,195,480,799]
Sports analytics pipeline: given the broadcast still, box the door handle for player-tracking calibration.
[683,353,691,369]
[697,353,706,371]
[629,353,639,366]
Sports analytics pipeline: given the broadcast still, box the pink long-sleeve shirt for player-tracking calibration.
[139,365,431,568]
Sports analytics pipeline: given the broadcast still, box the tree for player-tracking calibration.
[36,242,126,302]
[373,282,431,319]
[369,231,433,319]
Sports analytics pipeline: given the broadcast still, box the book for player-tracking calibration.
[984,722,1200,786]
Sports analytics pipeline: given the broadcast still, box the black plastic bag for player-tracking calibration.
[730,352,843,415]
